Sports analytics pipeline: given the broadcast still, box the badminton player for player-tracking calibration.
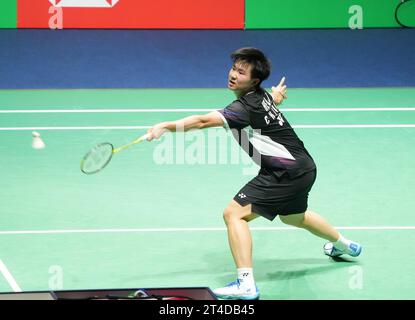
[146,47,362,300]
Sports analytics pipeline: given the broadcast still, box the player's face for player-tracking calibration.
[228,60,259,93]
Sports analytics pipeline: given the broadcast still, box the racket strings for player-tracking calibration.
[81,143,113,174]
[80,134,148,174]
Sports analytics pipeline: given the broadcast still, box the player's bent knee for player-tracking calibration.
[223,207,234,224]
[222,206,243,224]
[223,201,253,224]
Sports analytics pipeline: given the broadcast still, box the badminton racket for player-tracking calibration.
[80,133,149,174]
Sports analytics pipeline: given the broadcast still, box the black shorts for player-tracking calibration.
[233,168,317,221]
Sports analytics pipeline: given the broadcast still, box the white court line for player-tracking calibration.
[1,124,415,131]
[0,226,414,235]
[285,108,415,112]
[0,109,214,113]
[293,124,415,128]
[0,259,22,292]
[0,126,151,131]
[0,107,415,113]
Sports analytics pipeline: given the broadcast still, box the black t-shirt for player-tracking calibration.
[217,88,316,178]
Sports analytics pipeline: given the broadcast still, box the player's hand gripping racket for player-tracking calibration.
[80,133,149,174]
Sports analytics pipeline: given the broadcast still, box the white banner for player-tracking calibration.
[49,0,120,7]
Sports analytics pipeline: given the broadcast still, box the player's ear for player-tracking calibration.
[252,78,260,87]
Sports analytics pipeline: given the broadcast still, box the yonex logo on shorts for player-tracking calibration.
[238,193,247,199]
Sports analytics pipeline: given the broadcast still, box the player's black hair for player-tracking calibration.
[230,47,271,87]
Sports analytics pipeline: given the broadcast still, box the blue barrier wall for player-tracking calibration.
[0,29,414,89]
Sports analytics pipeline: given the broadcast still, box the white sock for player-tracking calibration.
[237,268,255,289]
[334,235,351,251]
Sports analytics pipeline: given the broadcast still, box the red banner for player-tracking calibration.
[17,0,244,29]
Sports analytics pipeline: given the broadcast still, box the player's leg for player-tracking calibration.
[279,209,339,241]
[213,200,260,300]
[223,200,259,268]
[279,210,362,257]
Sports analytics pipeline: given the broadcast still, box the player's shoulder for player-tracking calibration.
[225,99,246,113]
[239,88,270,110]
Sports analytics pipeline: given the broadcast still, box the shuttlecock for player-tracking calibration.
[32,131,46,149]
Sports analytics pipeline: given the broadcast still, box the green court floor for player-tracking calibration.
[0,88,414,299]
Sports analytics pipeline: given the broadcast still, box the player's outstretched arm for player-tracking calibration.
[146,111,224,141]
[271,76,288,105]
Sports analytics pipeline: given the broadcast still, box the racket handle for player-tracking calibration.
[113,133,150,153]
[139,133,150,142]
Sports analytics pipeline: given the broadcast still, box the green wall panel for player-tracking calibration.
[0,0,16,28]
[246,0,402,29]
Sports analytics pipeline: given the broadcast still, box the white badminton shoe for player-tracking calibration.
[213,279,260,300]
[324,241,362,257]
